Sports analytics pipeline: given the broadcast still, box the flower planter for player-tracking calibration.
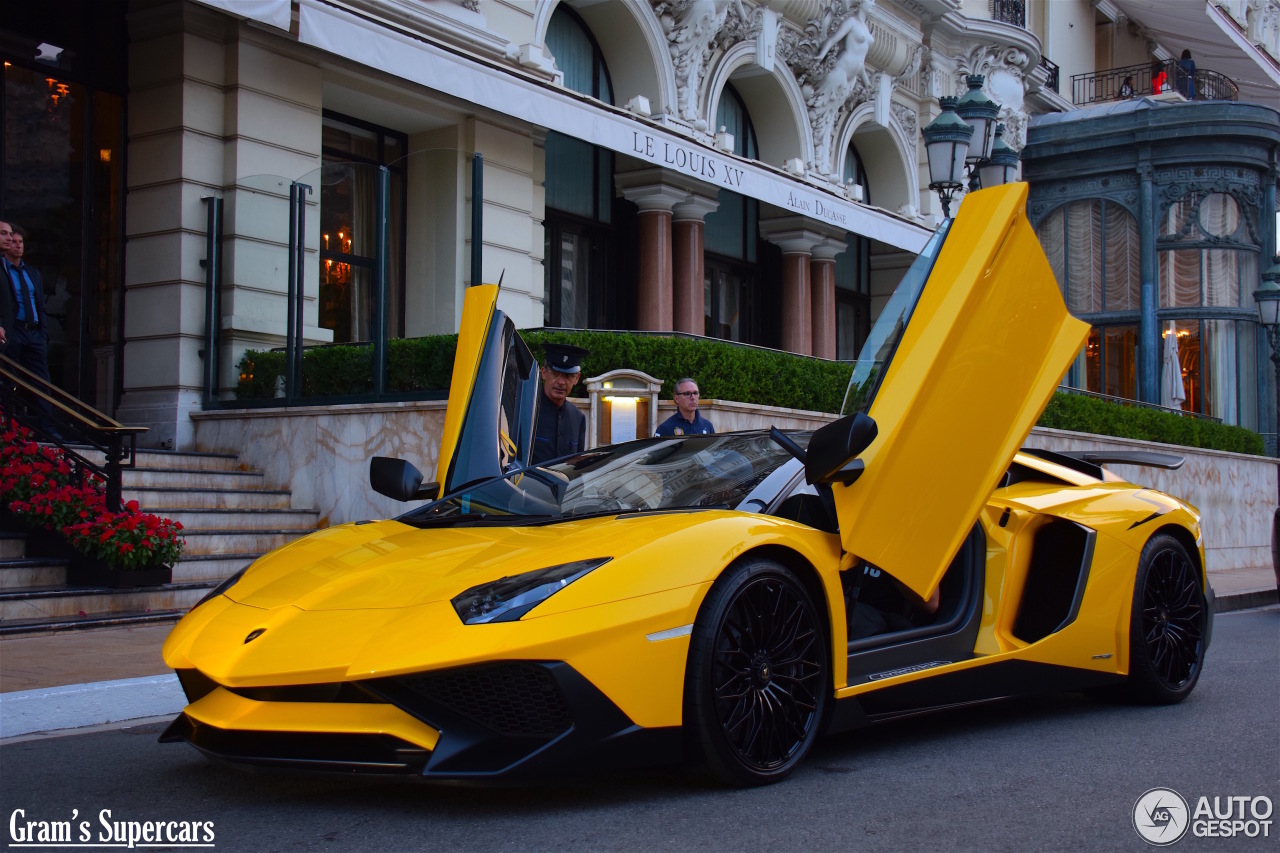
[23,526,172,588]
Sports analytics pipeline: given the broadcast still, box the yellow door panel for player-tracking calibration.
[832,183,1090,601]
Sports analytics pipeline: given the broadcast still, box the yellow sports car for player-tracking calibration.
[160,184,1211,786]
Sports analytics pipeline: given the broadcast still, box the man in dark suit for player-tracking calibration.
[2,219,56,433]
[0,220,14,352]
[532,343,588,464]
[2,220,51,377]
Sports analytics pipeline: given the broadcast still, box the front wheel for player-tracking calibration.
[1122,533,1207,704]
[684,558,829,786]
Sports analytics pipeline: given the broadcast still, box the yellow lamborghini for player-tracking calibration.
[160,184,1211,786]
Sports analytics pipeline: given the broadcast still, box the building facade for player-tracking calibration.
[2,0,1279,450]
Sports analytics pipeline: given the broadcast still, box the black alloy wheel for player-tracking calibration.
[1125,533,1206,704]
[685,558,829,786]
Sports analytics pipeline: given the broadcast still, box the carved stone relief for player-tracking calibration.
[652,0,751,126]
[779,0,878,174]
[1026,173,1139,225]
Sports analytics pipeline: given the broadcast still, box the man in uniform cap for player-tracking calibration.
[532,343,588,464]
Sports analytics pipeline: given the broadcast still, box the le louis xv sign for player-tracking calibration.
[628,130,850,229]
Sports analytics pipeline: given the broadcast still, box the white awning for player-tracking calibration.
[296,0,930,254]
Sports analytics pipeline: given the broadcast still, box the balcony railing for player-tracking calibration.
[992,0,1026,28]
[1071,60,1239,106]
[1039,56,1059,93]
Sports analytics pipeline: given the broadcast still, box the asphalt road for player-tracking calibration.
[2,607,1276,853]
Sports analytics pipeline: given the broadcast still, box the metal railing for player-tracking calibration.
[1071,60,1239,106]
[0,353,146,512]
[992,0,1025,28]
[1039,56,1060,94]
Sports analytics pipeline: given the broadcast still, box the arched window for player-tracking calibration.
[704,84,760,342]
[835,144,872,359]
[1037,199,1141,399]
[543,6,615,328]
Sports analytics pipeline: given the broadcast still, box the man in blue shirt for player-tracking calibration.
[2,219,57,436]
[656,377,714,436]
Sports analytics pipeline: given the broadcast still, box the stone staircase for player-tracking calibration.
[0,448,319,635]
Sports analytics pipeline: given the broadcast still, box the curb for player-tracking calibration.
[0,674,184,739]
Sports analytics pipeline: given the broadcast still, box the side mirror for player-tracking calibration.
[805,413,878,486]
[370,456,440,502]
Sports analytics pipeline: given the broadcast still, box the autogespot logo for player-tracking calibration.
[1134,788,1191,846]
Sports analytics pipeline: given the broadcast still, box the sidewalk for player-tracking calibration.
[1,566,1275,738]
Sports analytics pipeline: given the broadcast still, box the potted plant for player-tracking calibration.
[0,410,184,587]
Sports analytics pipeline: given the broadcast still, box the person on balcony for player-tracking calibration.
[1119,76,1135,99]
[1177,50,1197,99]
[1151,59,1168,94]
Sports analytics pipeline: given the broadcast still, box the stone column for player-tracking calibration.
[616,171,695,332]
[810,236,846,360]
[760,218,842,356]
[672,194,720,334]
[119,5,322,448]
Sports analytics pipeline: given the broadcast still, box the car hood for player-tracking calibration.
[225,518,633,611]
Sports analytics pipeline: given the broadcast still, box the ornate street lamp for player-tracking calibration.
[977,123,1019,190]
[1254,259,1280,455]
[921,97,972,219]
[954,75,1000,165]
[922,78,1013,219]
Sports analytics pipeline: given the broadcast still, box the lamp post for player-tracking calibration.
[920,97,971,218]
[1253,259,1280,456]
[921,76,1014,218]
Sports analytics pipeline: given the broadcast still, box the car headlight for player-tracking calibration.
[452,558,611,624]
[193,566,249,610]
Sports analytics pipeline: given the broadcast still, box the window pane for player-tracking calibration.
[558,231,589,328]
[547,9,594,96]
[1203,319,1238,421]
[1198,192,1240,240]
[1087,325,1138,398]
[1238,321,1259,431]
[1204,249,1238,307]
[1103,205,1140,311]
[1160,249,1201,307]
[1066,200,1102,313]
[322,119,377,160]
[706,190,745,258]
[1037,206,1066,299]
[545,131,593,216]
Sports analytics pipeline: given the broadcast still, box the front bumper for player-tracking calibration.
[161,660,681,779]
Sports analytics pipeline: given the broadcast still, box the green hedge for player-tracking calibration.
[1039,391,1264,455]
[235,330,1265,456]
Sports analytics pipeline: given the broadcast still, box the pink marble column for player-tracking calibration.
[810,236,845,359]
[809,257,837,360]
[617,178,690,333]
[672,194,719,334]
[637,209,674,331]
[780,252,812,355]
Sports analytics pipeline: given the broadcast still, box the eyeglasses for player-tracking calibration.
[675,391,699,397]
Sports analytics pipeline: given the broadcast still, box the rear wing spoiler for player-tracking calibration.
[1021,448,1185,480]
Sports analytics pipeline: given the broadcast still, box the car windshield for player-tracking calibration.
[399,432,801,526]
[841,219,952,416]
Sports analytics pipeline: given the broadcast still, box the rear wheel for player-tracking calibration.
[685,558,829,786]
[1122,533,1207,704]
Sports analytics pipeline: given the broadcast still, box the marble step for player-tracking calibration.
[149,507,318,532]
[172,553,262,583]
[0,582,211,623]
[73,447,242,472]
[0,535,25,561]
[180,528,311,557]
[125,486,293,510]
[0,609,185,636]
[0,559,66,590]
[122,467,267,491]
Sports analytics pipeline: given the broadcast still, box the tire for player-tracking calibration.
[684,557,829,786]
[1121,533,1207,704]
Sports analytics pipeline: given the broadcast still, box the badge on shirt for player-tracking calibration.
[674,427,684,435]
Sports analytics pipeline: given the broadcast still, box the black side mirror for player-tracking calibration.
[805,413,878,486]
[370,456,440,502]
